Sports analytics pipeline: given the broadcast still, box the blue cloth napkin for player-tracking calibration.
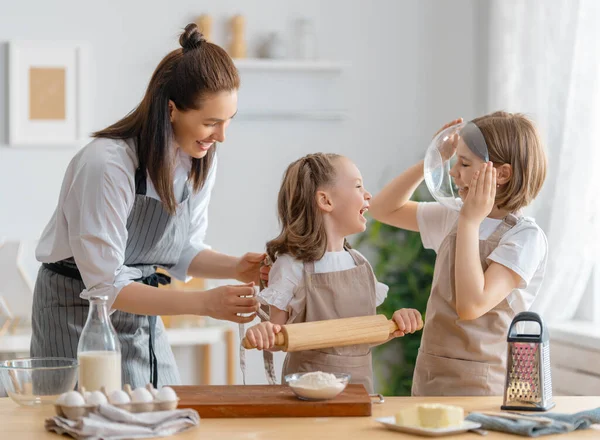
[466,408,600,437]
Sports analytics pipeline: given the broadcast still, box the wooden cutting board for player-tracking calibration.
[171,384,373,418]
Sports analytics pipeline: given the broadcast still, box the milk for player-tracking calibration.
[78,351,122,393]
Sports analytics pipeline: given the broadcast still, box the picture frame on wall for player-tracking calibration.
[8,40,89,147]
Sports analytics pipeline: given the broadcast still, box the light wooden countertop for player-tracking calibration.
[2,396,599,439]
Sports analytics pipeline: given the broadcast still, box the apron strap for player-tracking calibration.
[134,164,147,196]
[238,308,274,386]
[487,212,522,243]
[303,260,315,274]
[140,272,171,388]
[239,257,278,385]
[147,315,158,388]
[447,211,522,242]
[42,262,83,280]
[346,249,364,266]
[136,162,192,202]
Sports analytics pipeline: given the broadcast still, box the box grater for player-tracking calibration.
[502,311,555,411]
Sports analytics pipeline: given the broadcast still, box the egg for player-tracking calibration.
[131,387,154,403]
[55,392,68,405]
[155,386,177,402]
[62,391,85,407]
[109,389,131,405]
[86,390,108,406]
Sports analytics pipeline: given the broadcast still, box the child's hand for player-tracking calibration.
[434,118,463,162]
[439,132,460,162]
[433,118,463,138]
[245,322,282,350]
[461,162,497,224]
[391,308,423,337]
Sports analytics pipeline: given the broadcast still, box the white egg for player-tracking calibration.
[55,392,68,405]
[109,389,131,405]
[63,391,86,407]
[131,387,154,403]
[155,386,177,402]
[86,390,108,405]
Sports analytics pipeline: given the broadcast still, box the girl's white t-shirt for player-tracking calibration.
[417,202,548,313]
[258,250,389,312]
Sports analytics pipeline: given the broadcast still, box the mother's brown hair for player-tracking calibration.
[93,23,240,214]
[267,153,351,263]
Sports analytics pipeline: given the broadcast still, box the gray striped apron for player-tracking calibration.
[30,160,191,389]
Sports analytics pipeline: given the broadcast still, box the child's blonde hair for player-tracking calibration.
[266,153,351,263]
[472,111,547,212]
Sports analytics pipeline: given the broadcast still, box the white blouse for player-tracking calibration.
[258,251,389,312]
[36,137,216,307]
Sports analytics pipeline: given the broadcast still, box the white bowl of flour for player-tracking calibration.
[285,372,350,401]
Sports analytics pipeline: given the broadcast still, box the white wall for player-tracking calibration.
[0,0,485,387]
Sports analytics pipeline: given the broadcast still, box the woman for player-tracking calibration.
[31,23,265,388]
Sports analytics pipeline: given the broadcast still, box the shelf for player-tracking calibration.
[237,110,347,121]
[233,58,346,72]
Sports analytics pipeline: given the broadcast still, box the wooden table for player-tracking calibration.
[1,396,599,439]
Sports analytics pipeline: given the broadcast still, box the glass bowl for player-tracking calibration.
[284,372,350,401]
[0,357,78,406]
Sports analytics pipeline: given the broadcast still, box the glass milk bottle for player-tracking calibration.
[77,295,122,393]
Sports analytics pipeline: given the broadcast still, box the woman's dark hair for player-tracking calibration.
[93,23,240,214]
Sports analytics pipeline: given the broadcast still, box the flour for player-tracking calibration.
[294,372,339,389]
[289,372,346,400]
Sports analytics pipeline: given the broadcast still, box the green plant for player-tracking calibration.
[355,197,437,396]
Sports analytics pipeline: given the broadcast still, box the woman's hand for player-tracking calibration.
[202,282,259,324]
[259,263,271,287]
[245,321,282,350]
[235,252,267,284]
[460,162,497,225]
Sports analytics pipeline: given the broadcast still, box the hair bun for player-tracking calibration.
[179,23,205,52]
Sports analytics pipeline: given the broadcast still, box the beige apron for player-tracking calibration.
[282,249,377,393]
[412,213,521,396]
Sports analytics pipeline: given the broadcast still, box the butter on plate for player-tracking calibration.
[395,404,464,429]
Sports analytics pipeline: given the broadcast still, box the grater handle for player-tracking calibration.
[507,311,546,342]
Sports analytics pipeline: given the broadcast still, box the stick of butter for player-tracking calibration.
[394,405,420,427]
[395,404,464,429]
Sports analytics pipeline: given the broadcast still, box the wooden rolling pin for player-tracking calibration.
[241,314,419,352]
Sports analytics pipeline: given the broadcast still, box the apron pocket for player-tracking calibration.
[415,349,494,396]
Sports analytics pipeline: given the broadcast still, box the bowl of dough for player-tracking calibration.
[284,371,350,401]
